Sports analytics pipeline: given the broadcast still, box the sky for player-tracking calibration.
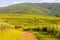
[0,0,60,7]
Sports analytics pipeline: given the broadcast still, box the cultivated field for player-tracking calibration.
[0,14,60,40]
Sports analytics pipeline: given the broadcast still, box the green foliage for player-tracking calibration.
[14,25,21,29]
[42,27,47,32]
[23,28,30,31]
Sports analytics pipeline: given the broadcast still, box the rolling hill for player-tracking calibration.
[39,3,60,17]
[0,3,60,17]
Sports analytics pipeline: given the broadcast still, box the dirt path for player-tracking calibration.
[19,32,37,40]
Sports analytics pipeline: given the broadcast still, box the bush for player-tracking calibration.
[42,27,47,32]
[0,22,13,31]
[32,27,40,32]
[23,28,30,31]
[14,25,21,29]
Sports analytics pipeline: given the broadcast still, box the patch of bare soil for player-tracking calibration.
[19,32,37,40]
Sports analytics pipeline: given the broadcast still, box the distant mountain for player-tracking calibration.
[0,3,60,17]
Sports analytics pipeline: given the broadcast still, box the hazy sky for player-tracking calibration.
[0,0,60,7]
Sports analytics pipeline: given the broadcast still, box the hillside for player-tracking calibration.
[0,3,60,16]
[39,3,60,16]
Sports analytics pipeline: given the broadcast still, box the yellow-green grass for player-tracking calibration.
[0,13,59,19]
[0,14,60,29]
[34,32,59,40]
[0,14,60,40]
[0,30,23,40]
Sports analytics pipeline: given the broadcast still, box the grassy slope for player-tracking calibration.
[0,3,53,16]
[0,3,60,16]
[39,3,60,16]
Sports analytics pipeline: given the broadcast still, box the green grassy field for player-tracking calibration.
[0,14,60,40]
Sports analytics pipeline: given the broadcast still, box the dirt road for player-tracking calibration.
[19,32,37,40]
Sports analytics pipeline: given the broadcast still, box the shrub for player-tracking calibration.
[0,22,13,31]
[23,28,30,31]
[14,25,21,29]
[42,27,47,32]
[32,27,40,32]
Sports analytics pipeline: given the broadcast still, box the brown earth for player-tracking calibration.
[19,32,37,40]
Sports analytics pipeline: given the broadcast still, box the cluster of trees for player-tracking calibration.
[23,26,60,38]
